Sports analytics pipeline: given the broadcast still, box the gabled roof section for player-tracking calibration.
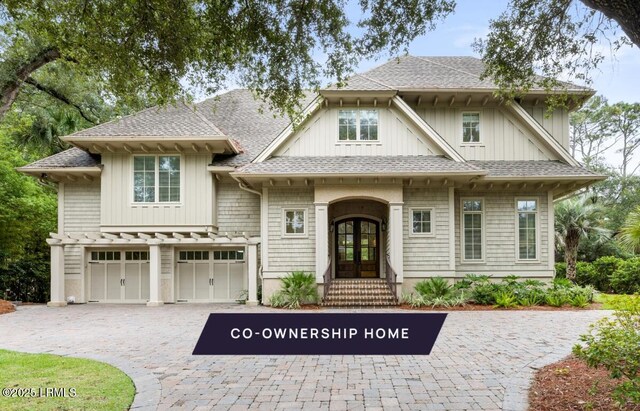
[469,160,604,179]
[67,102,224,138]
[19,147,100,169]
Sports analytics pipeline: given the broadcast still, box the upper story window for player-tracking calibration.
[338,109,378,141]
[133,155,181,203]
[462,112,480,143]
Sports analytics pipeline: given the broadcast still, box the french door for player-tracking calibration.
[335,218,379,278]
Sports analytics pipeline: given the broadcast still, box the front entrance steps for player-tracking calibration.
[321,278,398,307]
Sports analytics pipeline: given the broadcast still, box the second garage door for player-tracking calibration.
[88,250,150,303]
[176,249,245,302]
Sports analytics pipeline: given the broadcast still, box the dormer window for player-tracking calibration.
[462,112,480,143]
[338,109,378,141]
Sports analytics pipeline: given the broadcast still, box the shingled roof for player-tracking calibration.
[468,160,600,178]
[20,147,100,169]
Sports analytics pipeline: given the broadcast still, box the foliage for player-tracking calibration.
[415,277,452,299]
[554,262,567,279]
[470,283,498,305]
[589,256,624,292]
[619,206,640,253]
[0,349,135,410]
[401,290,468,308]
[570,293,590,308]
[545,290,569,307]
[0,254,49,302]
[493,290,518,308]
[610,258,640,294]
[574,297,640,405]
[271,271,318,309]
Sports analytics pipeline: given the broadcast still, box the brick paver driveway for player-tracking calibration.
[0,304,607,411]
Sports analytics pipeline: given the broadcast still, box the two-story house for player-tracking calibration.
[19,56,605,307]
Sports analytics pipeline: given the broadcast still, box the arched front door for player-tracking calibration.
[335,218,379,278]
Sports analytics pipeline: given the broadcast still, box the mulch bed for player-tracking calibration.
[397,302,603,311]
[0,299,16,315]
[529,356,639,411]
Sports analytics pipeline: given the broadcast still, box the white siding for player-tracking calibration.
[403,187,451,272]
[274,107,446,157]
[414,106,559,161]
[266,187,315,274]
[62,181,100,275]
[522,105,570,150]
[216,183,261,236]
[454,190,551,275]
[100,153,214,230]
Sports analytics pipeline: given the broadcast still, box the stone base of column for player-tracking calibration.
[146,301,164,307]
[47,301,68,307]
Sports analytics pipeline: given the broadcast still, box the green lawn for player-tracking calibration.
[0,349,135,411]
[594,293,640,310]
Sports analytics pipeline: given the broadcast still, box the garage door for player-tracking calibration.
[88,251,150,303]
[176,249,245,302]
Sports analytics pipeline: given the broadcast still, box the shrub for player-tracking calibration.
[272,271,318,309]
[554,262,567,279]
[464,274,492,285]
[518,288,545,306]
[545,289,568,307]
[574,296,640,404]
[415,277,452,299]
[610,258,640,294]
[590,256,624,292]
[570,294,590,308]
[400,292,427,308]
[494,290,518,308]
[471,283,497,305]
[575,261,596,286]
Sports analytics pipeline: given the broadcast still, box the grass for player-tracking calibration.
[0,349,135,411]
[594,293,640,310]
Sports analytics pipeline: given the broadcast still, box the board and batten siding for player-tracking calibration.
[403,187,451,273]
[522,105,570,150]
[274,107,445,157]
[216,182,261,236]
[413,106,560,161]
[265,187,316,275]
[454,190,551,276]
[62,181,101,276]
[100,153,213,229]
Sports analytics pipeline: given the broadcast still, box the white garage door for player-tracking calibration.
[88,251,150,303]
[176,250,245,302]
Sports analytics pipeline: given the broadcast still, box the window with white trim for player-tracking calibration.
[462,112,480,143]
[91,251,121,261]
[213,250,244,260]
[411,209,433,235]
[462,199,483,260]
[178,250,209,261]
[338,109,378,141]
[133,155,180,203]
[517,199,538,259]
[284,209,306,236]
[125,251,149,261]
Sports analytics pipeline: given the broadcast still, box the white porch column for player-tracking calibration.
[48,244,67,307]
[147,242,163,307]
[247,243,259,305]
[388,202,404,283]
[315,202,329,284]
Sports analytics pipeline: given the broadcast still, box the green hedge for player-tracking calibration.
[556,256,639,294]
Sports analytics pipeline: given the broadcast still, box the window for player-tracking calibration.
[283,209,306,236]
[125,251,149,261]
[133,155,181,203]
[213,250,244,260]
[411,209,433,235]
[338,109,379,141]
[91,251,121,261]
[517,199,538,260]
[462,112,480,143]
[178,251,209,261]
[462,199,483,261]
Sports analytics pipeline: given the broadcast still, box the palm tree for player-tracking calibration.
[555,195,608,281]
[618,206,640,252]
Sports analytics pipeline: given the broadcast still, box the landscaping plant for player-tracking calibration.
[493,290,518,308]
[610,258,640,294]
[270,271,318,309]
[415,277,452,299]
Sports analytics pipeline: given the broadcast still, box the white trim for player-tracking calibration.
[100,225,216,233]
[57,182,65,234]
[409,207,435,237]
[515,197,540,262]
[282,208,308,238]
[548,190,555,271]
[460,197,485,264]
[336,108,380,143]
[448,187,455,271]
[130,154,184,206]
[460,110,482,145]
[261,187,270,271]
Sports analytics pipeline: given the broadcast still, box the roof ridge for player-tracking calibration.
[414,56,483,80]
[185,102,225,135]
[65,105,160,137]
[356,73,393,89]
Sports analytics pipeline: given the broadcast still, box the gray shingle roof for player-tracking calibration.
[69,102,224,137]
[20,148,100,169]
[327,56,587,92]
[469,161,600,178]
[234,156,483,175]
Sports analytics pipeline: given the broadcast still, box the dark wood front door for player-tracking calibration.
[335,218,379,278]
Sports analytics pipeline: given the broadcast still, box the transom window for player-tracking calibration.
[462,112,480,143]
[91,251,121,261]
[284,209,306,236]
[338,109,379,141]
[213,250,244,260]
[517,199,538,260]
[411,209,433,235]
[125,251,149,261]
[178,251,209,261]
[462,199,483,260]
[133,155,181,203]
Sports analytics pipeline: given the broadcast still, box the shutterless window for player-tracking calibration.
[412,209,432,234]
[284,209,306,235]
[462,200,483,260]
[338,110,378,141]
[213,250,244,260]
[133,155,180,203]
[517,200,537,259]
[91,251,121,261]
[462,112,480,143]
[125,251,149,261]
[178,251,209,261]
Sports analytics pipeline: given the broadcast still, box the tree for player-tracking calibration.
[569,95,616,167]
[609,102,640,178]
[475,0,639,102]
[618,206,640,253]
[0,0,456,120]
[555,195,608,281]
